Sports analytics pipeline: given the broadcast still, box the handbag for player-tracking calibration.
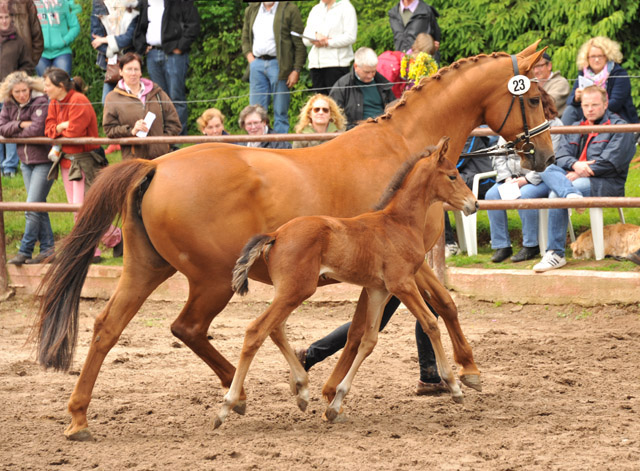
[104,63,121,84]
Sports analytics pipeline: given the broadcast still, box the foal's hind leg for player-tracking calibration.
[65,237,176,440]
[391,280,464,404]
[214,288,313,429]
[325,289,389,422]
[415,262,482,391]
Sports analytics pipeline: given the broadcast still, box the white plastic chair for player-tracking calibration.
[453,170,497,256]
[538,206,625,260]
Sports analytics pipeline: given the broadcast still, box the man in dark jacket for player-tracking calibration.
[534,85,636,272]
[329,47,395,130]
[241,2,306,134]
[388,0,440,61]
[133,0,200,135]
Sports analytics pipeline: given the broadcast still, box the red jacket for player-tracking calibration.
[45,88,100,155]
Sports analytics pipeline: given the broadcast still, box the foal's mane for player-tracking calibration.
[375,52,509,121]
[374,146,437,211]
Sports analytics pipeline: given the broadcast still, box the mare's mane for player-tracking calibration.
[374,145,437,211]
[375,52,509,121]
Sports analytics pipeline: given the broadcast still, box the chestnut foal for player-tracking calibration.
[214,137,477,428]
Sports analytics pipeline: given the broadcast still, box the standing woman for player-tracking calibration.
[43,67,121,261]
[0,71,53,265]
[292,93,345,148]
[102,52,181,160]
[34,0,81,76]
[562,36,639,125]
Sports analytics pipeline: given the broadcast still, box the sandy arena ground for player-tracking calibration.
[0,293,638,470]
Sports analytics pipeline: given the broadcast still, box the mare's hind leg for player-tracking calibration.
[415,262,481,391]
[65,230,176,441]
[214,286,314,429]
[325,289,389,422]
[392,279,464,404]
[321,288,370,404]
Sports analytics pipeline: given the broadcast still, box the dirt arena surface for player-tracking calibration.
[0,293,638,470]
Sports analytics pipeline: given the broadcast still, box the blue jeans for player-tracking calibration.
[19,162,55,256]
[146,48,189,135]
[539,164,591,256]
[305,297,442,383]
[36,53,72,76]
[249,58,291,134]
[102,81,116,103]
[486,181,550,249]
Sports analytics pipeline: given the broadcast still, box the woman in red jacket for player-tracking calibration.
[43,67,121,261]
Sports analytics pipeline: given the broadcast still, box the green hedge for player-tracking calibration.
[69,0,640,135]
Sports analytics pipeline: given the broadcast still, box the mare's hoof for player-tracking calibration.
[65,427,94,442]
[296,396,308,412]
[460,374,482,392]
[322,409,348,423]
[233,401,246,415]
[451,394,465,404]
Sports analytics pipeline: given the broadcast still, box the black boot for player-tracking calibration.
[511,245,540,262]
[627,248,640,265]
[491,247,513,263]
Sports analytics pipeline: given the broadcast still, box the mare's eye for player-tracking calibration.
[529,97,540,107]
[449,175,457,181]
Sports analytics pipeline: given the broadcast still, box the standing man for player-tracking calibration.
[388,0,440,61]
[133,0,200,136]
[242,2,306,134]
[532,52,571,115]
[533,86,636,272]
[329,47,395,129]
[8,0,43,65]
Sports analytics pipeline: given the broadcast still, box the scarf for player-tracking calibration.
[0,22,16,44]
[583,61,614,88]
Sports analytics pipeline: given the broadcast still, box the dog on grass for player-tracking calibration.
[570,223,640,260]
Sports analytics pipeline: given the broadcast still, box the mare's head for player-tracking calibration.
[482,41,555,172]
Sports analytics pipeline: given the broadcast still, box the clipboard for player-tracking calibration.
[291,31,316,42]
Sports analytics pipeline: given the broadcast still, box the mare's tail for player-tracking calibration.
[231,234,275,296]
[33,159,157,371]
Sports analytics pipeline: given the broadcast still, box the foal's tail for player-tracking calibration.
[33,159,157,371]
[231,234,275,296]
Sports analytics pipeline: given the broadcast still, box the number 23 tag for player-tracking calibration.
[508,75,531,95]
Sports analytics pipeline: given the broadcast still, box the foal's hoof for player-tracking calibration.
[65,427,94,442]
[451,393,465,404]
[213,416,224,430]
[296,396,308,412]
[322,408,347,423]
[233,400,246,416]
[460,374,482,392]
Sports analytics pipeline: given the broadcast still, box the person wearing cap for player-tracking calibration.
[532,51,570,115]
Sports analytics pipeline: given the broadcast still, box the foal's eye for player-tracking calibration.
[528,97,540,107]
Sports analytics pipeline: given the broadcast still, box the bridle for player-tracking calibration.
[461,54,550,160]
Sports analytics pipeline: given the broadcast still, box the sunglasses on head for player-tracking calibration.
[312,107,330,113]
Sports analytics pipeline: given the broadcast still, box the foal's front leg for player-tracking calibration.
[325,288,390,422]
[269,322,310,412]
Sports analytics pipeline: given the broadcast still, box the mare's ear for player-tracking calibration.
[517,40,542,59]
[519,45,548,73]
[436,136,450,162]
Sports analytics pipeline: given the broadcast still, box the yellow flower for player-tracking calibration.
[401,52,438,84]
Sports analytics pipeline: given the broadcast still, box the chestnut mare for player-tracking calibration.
[35,42,553,440]
[215,138,477,427]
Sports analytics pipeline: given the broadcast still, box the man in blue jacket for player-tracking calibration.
[534,85,636,272]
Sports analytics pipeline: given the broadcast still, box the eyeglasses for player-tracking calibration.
[244,121,263,127]
[312,107,330,114]
[588,54,606,60]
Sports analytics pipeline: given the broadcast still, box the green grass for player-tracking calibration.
[2,152,123,264]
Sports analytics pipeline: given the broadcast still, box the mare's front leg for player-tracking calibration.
[391,279,464,404]
[321,288,370,404]
[325,289,390,422]
[65,255,176,441]
[415,262,482,391]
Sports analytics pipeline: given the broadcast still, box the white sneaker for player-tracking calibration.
[533,251,567,272]
[445,243,461,258]
[566,193,585,213]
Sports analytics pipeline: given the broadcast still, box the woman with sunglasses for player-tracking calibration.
[562,36,638,125]
[292,94,346,149]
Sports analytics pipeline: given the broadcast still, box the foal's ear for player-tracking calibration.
[436,136,450,161]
